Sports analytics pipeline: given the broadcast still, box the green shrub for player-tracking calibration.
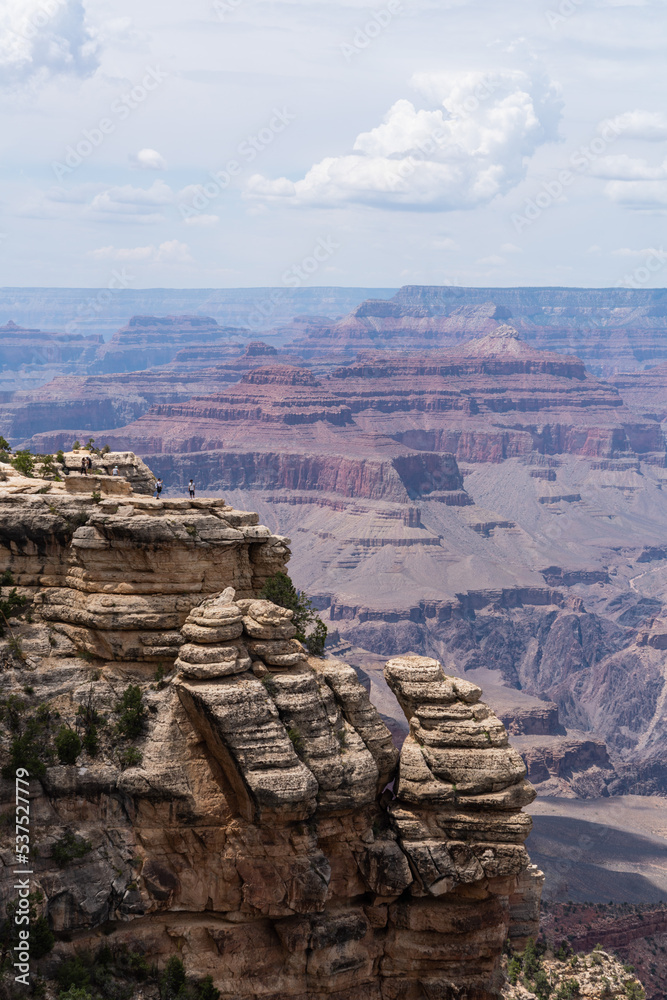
[260,571,328,656]
[52,832,93,868]
[59,989,93,1000]
[82,725,100,757]
[0,436,11,452]
[11,450,34,477]
[56,956,91,992]
[193,977,220,1000]
[161,956,187,1000]
[532,968,552,1000]
[555,940,572,961]
[55,726,82,765]
[115,685,146,739]
[76,686,105,757]
[2,718,52,779]
[56,450,65,465]
[72,440,81,450]
[119,747,142,769]
[508,955,522,984]
[555,981,581,999]
[522,938,541,978]
[32,916,55,959]
[0,586,28,634]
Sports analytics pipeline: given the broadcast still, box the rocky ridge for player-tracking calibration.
[0,466,541,999]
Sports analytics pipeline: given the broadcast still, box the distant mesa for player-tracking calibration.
[240,365,322,386]
[243,340,278,357]
[92,314,250,373]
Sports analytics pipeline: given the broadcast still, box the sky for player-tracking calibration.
[1,0,667,289]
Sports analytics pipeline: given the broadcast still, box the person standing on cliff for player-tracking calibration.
[155,478,163,498]
[188,479,195,498]
[80,457,87,475]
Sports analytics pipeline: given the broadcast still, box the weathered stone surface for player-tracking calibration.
[0,470,539,1000]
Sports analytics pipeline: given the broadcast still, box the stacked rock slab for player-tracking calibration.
[0,471,541,1000]
[0,487,289,661]
[383,656,543,998]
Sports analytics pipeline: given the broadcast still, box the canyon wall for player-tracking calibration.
[0,468,541,999]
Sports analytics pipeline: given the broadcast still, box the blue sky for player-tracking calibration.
[1,0,667,289]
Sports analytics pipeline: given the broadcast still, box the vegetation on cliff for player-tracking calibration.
[260,570,328,655]
[503,938,647,1000]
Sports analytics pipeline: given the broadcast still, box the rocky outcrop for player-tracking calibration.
[0,320,102,368]
[0,474,540,999]
[540,903,664,1000]
[290,285,667,376]
[91,315,247,373]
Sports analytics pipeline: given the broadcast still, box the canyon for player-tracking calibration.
[17,327,667,807]
[0,464,543,999]
[2,285,667,992]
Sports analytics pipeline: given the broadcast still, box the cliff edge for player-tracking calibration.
[0,458,541,999]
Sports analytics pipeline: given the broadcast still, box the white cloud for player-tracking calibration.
[592,154,667,181]
[88,179,174,223]
[244,70,562,211]
[432,237,459,250]
[129,148,167,171]
[477,254,505,266]
[608,110,667,140]
[604,180,667,209]
[91,240,193,264]
[612,246,667,257]
[500,242,522,253]
[0,0,98,87]
[183,213,220,227]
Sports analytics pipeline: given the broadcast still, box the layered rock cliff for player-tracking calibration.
[0,469,541,999]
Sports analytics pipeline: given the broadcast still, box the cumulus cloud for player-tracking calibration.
[604,180,667,209]
[129,148,167,171]
[607,110,667,141]
[612,246,667,257]
[183,214,220,227]
[0,0,98,87]
[244,70,562,210]
[88,179,173,223]
[91,240,193,264]
[591,154,667,181]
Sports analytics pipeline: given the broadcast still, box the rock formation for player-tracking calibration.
[288,286,667,376]
[91,315,248,373]
[0,467,540,999]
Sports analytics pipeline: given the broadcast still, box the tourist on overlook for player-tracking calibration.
[188,479,195,498]
[155,478,164,498]
[80,457,87,475]
[112,465,119,476]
